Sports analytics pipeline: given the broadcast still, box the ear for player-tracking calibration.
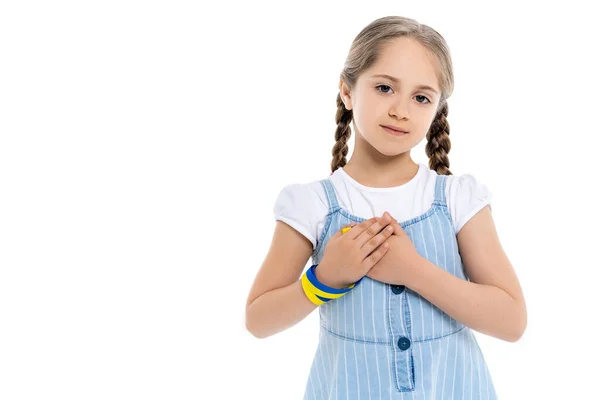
[339,79,353,111]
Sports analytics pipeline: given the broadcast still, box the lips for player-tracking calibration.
[381,125,409,137]
[381,125,408,133]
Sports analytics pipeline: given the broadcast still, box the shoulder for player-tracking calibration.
[272,179,329,249]
[273,180,328,211]
[445,172,491,198]
[444,171,493,234]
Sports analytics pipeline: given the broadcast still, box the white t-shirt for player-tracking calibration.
[273,163,493,250]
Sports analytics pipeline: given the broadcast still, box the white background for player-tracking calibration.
[1,0,598,399]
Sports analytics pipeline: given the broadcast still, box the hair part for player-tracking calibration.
[331,16,455,175]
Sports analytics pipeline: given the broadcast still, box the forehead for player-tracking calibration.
[363,37,440,91]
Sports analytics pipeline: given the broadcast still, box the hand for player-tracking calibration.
[366,215,422,287]
[315,213,395,289]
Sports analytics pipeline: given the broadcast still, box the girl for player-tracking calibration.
[245,15,527,399]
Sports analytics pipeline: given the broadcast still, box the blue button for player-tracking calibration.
[397,336,411,351]
[391,285,405,294]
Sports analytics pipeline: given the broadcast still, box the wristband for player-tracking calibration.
[301,264,363,306]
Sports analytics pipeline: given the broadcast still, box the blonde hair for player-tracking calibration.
[332,16,454,175]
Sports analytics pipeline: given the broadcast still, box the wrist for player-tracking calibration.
[405,253,429,289]
[314,263,346,289]
[301,265,355,306]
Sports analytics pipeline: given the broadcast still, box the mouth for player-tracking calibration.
[381,125,408,136]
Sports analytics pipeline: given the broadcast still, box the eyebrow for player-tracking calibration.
[371,74,439,95]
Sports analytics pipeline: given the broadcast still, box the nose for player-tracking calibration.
[389,97,410,120]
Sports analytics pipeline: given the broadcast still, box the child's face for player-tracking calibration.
[341,37,441,157]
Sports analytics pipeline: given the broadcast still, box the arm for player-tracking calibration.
[408,206,527,342]
[245,221,317,339]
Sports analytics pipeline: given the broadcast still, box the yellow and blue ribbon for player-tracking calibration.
[302,264,363,306]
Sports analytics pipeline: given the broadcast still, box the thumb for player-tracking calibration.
[390,218,404,235]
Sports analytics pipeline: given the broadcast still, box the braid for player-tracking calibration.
[330,93,353,173]
[425,102,452,175]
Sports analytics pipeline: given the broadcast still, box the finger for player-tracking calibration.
[360,223,394,258]
[386,215,402,235]
[356,213,392,246]
[361,241,390,271]
[345,217,378,240]
[391,220,404,236]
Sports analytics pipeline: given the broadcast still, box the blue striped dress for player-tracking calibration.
[303,174,497,399]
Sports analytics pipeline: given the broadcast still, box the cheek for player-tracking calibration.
[353,99,383,127]
[350,104,371,131]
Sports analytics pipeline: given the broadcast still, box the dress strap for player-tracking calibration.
[319,179,341,212]
[433,174,448,206]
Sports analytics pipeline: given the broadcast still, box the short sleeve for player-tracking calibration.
[273,183,325,249]
[446,174,493,234]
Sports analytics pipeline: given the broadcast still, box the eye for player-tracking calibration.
[415,95,431,104]
[376,85,432,105]
[375,84,393,94]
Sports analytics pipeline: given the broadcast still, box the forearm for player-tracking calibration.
[245,279,318,339]
[409,256,526,342]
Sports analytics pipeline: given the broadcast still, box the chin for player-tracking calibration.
[361,132,418,156]
[375,145,410,157]
[381,135,425,155]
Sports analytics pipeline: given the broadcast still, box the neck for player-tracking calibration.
[342,151,419,189]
